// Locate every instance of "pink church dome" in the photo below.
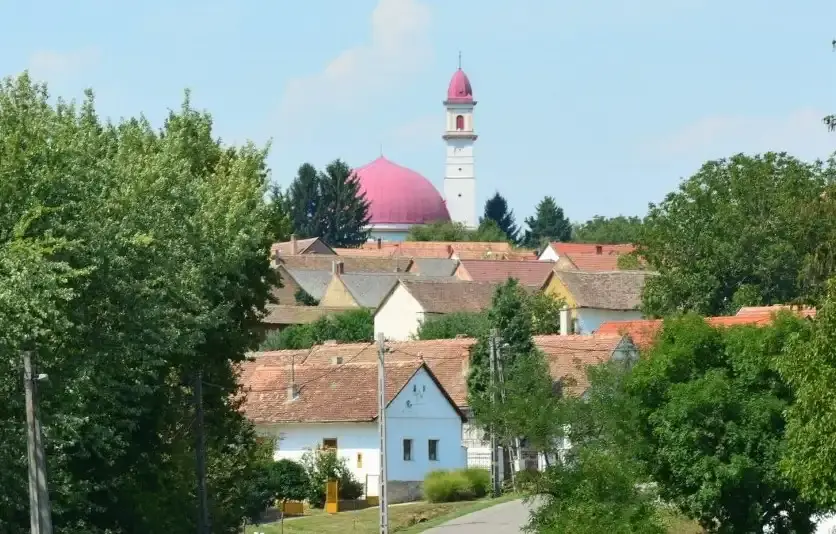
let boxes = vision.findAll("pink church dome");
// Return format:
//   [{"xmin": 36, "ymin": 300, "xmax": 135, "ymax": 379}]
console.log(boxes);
[
  {"xmin": 446, "ymin": 68, "xmax": 474, "ymax": 103},
  {"xmin": 354, "ymin": 157, "xmax": 450, "ymax": 225}
]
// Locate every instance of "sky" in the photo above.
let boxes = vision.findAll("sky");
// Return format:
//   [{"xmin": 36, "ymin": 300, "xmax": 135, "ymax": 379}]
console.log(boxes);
[{"xmin": 1, "ymin": 0, "xmax": 835, "ymax": 223}]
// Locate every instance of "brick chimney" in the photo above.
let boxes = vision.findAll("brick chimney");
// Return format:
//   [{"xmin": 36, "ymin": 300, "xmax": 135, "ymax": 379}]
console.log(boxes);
[
  {"xmin": 332, "ymin": 260, "xmax": 344, "ymax": 275},
  {"xmin": 595, "ymin": 245, "xmax": 603, "ymax": 255},
  {"xmin": 290, "ymin": 234, "xmax": 298, "ymax": 255},
  {"xmin": 377, "ymin": 238, "xmax": 382, "ymax": 249}
]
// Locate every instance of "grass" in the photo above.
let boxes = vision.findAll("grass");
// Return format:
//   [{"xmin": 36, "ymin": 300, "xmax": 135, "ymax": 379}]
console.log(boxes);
[{"xmin": 245, "ymin": 493, "xmax": 519, "ymax": 534}]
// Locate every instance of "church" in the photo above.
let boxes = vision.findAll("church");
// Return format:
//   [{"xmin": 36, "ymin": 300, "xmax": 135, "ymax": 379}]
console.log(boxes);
[{"xmin": 353, "ymin": 64, "xmax": 478, "ymax": 242}]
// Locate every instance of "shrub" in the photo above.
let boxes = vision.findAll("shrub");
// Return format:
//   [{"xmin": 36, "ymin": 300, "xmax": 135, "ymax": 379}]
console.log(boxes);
[
  {"xmin": 265, "ymin": 459, "xmax": 310, "ymax": 503},
  {"xmin": 423, "ymin": 468, "xmax": 491, "ymax": 503},
  {"xmin": 514, "ymin": 468, "xmax": 542, "ymax": 493},
  {"xmin": 300, "ymin": 448, "xmax": 364, "ymax": 508}
]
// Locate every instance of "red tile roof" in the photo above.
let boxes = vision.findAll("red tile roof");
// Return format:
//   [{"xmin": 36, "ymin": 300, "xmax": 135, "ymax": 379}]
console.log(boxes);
[
  {"xmin": 549, "ymin": 242, "xmax": 636, "ymax": 255},
  {"xmin": 457, "ymin": 260, "xmax": 556, "ymax": 288},
  {"xmin": 239, "ymin": 334, "xmax": 629, "ymax": 420},
  {"xmin": 736, "ymin": 305, "xmax": 816, "ymax": 318},
  {"xmin": 597, "ymin": 307, "xmax": 816, "ymax": 349},
  {"xmin": 561, "ymin": 252, "xmax": 623, "ymax": 271}
]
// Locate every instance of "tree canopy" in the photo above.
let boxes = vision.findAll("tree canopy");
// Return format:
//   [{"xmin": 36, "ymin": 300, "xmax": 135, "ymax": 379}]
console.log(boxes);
[
  {"xmin": 0, "ymin": 74, "xmax": 277, "ymax": 533},
  {"xmin": 522, "ymin": 196, "xmax": 572, "ymax": 248},
  {"xmin": 572, "ymin": 215, "xmax": 643, "ymax": 244},
  {"xmin": 637, "ymin": 153, "xmax": 835, "ymax": 317},
  {"xmin": 406, "ymin": 219, "xmax": 508, "ymax": 243},
  {"xmin": 286, "ymin": 160, "xmax": 370, "ymax": 247},
  {"xmin": 481, "ymin": 192, "xmax": 519, "ymax": 242},
  {"xmin": 259, "ymin": 308, "xmax": 374, "ymax": 350}
]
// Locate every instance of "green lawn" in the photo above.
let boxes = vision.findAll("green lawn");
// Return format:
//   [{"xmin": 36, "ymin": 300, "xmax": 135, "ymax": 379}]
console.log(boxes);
[{"xmin": 245, "ymin": 494, "xmax": 519, "ymax": 534}]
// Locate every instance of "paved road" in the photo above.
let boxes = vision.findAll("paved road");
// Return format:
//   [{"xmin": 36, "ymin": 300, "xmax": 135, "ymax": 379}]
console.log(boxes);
[{"xmin": 424, "ymin": 498, "xmax": 539, "ymax": 533}]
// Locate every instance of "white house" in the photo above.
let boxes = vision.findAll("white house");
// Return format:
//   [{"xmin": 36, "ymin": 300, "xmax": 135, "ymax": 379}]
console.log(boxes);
[
  {"xmin": 537, "ymin": 242, "xmax": 637, "ymax": 272},
  {"xmin": 374, "ymin": 279, "xmax": 497, "ymax": 341},
  {"xmin": 239, "ymin": 353, "xmax": 467, "ymax": 503}
]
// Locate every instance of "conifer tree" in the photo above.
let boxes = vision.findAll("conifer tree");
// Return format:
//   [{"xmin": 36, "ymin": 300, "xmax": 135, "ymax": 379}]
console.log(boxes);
[
  {"xmin": 523, "ymin": 196, "xmax": 572, "ymax": 247},
  {"xmin": 317, "ymin": 159, "xmax": 371, "ymax": 248},
  {"xmin": 287, "ymin": 162, "xmax": 321, "ymax": 238},
  {"xmin": 482, "ymin": 192, "xmax": 519, "ymax": 243}
]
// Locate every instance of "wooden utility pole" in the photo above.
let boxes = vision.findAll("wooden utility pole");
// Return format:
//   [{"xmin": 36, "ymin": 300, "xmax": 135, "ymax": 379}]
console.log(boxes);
[
  {"xmin": 377, "ymin": 333, "xmax": 389, "ymax": 534},
  {"xmin": 194, "ymin": 370, "xmax": 210, "ymax": 534},
  {"xmin": 488, "ymin": 329, "xmax": 501, "ymax": 497},
  {"xmin": 23, "ymin": 350, "xmax": 53, "ymax": 534}
]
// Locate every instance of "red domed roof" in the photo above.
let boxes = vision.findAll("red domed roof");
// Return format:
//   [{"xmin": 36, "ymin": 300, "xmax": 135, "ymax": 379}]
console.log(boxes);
[
  {"xmin": 446, "ymin": 68, "xmax": 473, "ymax": 103},
  {"xmin": 355, "ymin": 157, "xmax": 450, "ymax": 225}
]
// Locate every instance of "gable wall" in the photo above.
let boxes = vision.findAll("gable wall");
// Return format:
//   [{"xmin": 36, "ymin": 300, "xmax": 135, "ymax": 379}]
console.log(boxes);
[
  {"xmin": 319, "ymin": 276, "xmax": 360, "ymax": 307},
  {"xmin": 374, "ymin": 284, "xmax": 427, "ymax": 341}
]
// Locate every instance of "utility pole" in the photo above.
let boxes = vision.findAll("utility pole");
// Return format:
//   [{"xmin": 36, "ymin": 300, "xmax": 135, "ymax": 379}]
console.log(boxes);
[
  {"xmin": 377, "ymin": 333, "xmax": 389, "ymax": 534},
  {"xmin": 23, "ymin": 350, "xmax": 53, "ymax": 534},
  {"xmin": 194, "ymin": 370, "xmax": 210, "ymax": 534},
  {"xmin": 488, "ymin": 329, "xmax": 501, "ymax": 497}
]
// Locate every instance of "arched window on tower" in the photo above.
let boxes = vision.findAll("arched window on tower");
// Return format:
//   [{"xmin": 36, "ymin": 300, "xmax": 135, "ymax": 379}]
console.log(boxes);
[{"xmin": 455, "ymin": 115, "xmax": 464, "ymax": 130}]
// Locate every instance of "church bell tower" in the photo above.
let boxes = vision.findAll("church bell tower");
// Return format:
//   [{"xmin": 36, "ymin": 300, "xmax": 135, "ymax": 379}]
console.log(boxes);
[{"xmin": 443, "ymin": 55, "xmax": 478, "ymax": 229}]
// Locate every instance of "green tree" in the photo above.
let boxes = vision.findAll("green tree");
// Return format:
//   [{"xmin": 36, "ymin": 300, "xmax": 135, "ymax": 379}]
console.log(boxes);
[
  {"xmin": 627, "ymin": 314, "xmax": 818, "ymax": 533},
  {"xmin": 262, "ymin": 459, "xmax": 310, "ymax": 505},
  {"xmin": 481, "ymin": 192, "xmax": 519, "ymax": 242},
  {"xmin": 526, "ymin": 448, "xmax": 665, "ymax": 534},
  {"xmin": 777, "ymin": 279, "xmax": 836, "ymax": 508},
  {"xmin": 300, "ymin": 449, "xmax": 363, "ymax": 508},
  {"xmin": 825, "ymin": 40, "xmax": 835, "ymax": 132},
  {"xmin": 417, "ymin": 311, "xmax": 489, "ymax": 340},
  {"xmin": 266, "ymin": 183, "xmax": 293, "ymax": 243},
  {"xmin": 523, "ymin": 196, "xmax": 572, "ymax": 248},
  {"xmin": 526, "ymin": 292, "xmax": 564, "ymax": 335},
  {"xmin": 259, "ymin": 308, "xmax": 373, "ymax": 350},
  {"xmin": 287, "ymin": 162, "xmax": 321, "ymax": 238},
  {"xmin": 317, "ymin": 159, "xmax": 371, "ymax": 247},
  {"xmin": 406, "ymin": 219, "xmax": 509, "ymax": 243},
  {"xmin": 572, "ymin": 215, "xmax": 643, "ymax": 244},
  {"xmin": 0, "ymin": 74, "xmax": 276, "ymax": 533},
  {"xmin": 638, "ymin": 153, "xmax": 831, "ymax": 317}
]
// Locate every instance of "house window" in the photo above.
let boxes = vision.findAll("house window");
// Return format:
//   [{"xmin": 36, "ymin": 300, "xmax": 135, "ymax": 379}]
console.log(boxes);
[
  {"xmin": 323, "ymin": 438, "xmax": 337, "ymax": 450},
  {"xmin": 403, "ymin": 439, "xmax": 413, "ymax": 461},
  {"xmin": 428, "ymin": 439, "xmax": 439, "ymax": 461},
  {"xmin": 455, "ymin": 115, "xmax": 464, "ymax": 130},
  {"xmin": 357, "ymin": 453, "xmax": 363, "ymax": 468}
]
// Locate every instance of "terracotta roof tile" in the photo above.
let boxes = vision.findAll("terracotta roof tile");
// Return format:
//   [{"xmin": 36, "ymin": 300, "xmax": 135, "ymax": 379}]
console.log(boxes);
[
  {"xmin": 278, "ymin": 255, "xmax": 412, "ymax": 273},
  {"xmin": 262, "ymin": 305, "xmax": 356, "ymax": 325},
  {"xmin": 241, "ymin": 358, "xmax": 425, "ymax": 423},
  {"xmin": 457, "ymin": 260, "xmax": 556, "ymax": 288},
  {"xmin": 552, "ymin": 270, "xmax": 656, "ymax": 310},
  {"xmin": 549, "ymin": 242, "xmax": 636, "ymax": 256},
  {"xmin": 240, "ymin": 335, "xmax": 628, "ymax": 418},
  {"xmin": 736, "ymin": 305, "xmax": 816, "ymax": 318},
  {"xmin": 271, "ymin": 237, "xmax": 331, "ymax": 256},
  {"xmin": 561, "ymin": 252, "xmax": 623, "ymax": 271},
  {"xmin": 454, "ymin": 250, "xmax": 539, "ymax": 261},
  {"xmin": 597, "ymin": 307, "xmax": 816, "ymax": 349},
  {"xmin": 399, "ymin": 279, "xmax": 497, "ymax": 314}
]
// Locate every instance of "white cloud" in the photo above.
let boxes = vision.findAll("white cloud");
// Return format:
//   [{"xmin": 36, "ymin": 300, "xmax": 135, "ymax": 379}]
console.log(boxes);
[
  {"xmin": 28, "ymin": 47, "xmax": 100, "ymax": 81},
  {"xmin": 641, "ymin": 108, "xmax": 836, "ymax": 163},
  {"xmin": 278, "ymin": 0, "xmax": 432, "ymax": 127}
]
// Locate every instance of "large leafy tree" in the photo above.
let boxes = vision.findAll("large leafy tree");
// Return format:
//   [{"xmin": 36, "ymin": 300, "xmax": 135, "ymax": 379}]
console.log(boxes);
[
  {"xmin": 481, "ymin": 191, "xmax": 519, "ymax": 242},
  {"xmin": 777, "ymin": 280, "xmax": 836, "ymax": 508},
  {"xmin": 0, "ymin": 74, "xmax": 277, "ymax": 533},
  {"xmin": 638, "ymin": 152, "xmax": 832, "ymax": 317},
  {"xmin": 317, "ymin": 159, "xmax": 371, "ymax": 248},
  {"xmin": 265, "ymin": 183, "xmax": 293, "ymax": 243},
  {"xmin": 286, "ymin": 162, "xmax": 321, "ymax": 238},
  {"xmin": 627, "ymin": 314, "xmax": 819, "ymax": 533},
  {"xmin": 523, "ymin": 196, "xmax": 572, "ymax": 247},
  {"xmin": 572, "ymin": 215, "xmax": 643, "ymax": 244}
]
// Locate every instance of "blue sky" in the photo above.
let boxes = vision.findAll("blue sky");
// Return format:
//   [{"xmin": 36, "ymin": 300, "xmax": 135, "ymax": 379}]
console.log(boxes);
[{"xmin": 1, "ymin": 0, "xmax": 834, "ymax": 223}]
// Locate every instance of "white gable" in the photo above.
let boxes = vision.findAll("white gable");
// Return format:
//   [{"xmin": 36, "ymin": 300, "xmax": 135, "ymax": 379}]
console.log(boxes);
[
  {"xmin": 374, "ymin": 282, "xmax": 428, "ymax": 341},
  {"xmin": 538, "ymin": 243, "xmax": 559, "ymax": 262}
]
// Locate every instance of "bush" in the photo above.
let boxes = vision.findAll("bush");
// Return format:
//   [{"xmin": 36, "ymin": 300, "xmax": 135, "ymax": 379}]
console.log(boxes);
[
  {"xmin": 300, "ymin": 448, "xmax": 364, "ymax": 508},
  {"xmin": 265, "ymin": 459, "xmax": 310, "ymax": 503},
  {"xmin": 423, "ymin": 468, "xmax": 491, "ymax": 503},
  {"xmin": 514, "ymin": 468, "xmax": 542, "ymax": 493}
]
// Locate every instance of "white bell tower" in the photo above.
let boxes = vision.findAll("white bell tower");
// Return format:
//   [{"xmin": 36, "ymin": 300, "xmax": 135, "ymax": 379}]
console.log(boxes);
[{"xmin": 443, "ymin": 55, "xmax": 478, "ymax": 229}]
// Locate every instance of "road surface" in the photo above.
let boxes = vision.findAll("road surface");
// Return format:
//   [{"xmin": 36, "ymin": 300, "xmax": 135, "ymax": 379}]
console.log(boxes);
[{"xmin": 424, "ymin": 498, "xmax": 539, "ymax": 533}]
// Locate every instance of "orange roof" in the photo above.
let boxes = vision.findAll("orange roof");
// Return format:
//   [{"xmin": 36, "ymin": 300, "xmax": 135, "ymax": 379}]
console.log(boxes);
[
  {"xmin": 561, "ymin": 251, "xmax": 623, "ymax": 271},
  {"xmin": 736, "ymin": 305, "xmax": 816, "ymax": 318},
  {"xmin": 239, "ymin": 334, "xmax": 628, "ymax": 418},
  {"xmin": 549, "ymin": 242, "xmax": 635, "ymax": 255},
  {"xmin": 597, "ymin": 307, "xmax": 816, "ymax": 348},
  {"xmin": 457, "ymin": 259, "xmax": 556, "ymax": 288}
]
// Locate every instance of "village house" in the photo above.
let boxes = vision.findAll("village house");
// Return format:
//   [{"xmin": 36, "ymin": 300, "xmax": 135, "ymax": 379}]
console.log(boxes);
[
  {"xmin": 543, "ymin": 269, "xmax": 655, "ymax": 334},
  {"xmin": 374, "ymin": 279, "xmax": 497, "ymax": 341},
  {"xmin": 537, "ymin": 242, "xmax": 636, "ymax": 271},
  {"xmin": 239, "ymin": 335, "xmax": 637, "ymax": 476},
  {"xmin": 271, "ymin": 235, "xmax": 335, "ymax": 261},
  {"xmin": 239, "ymin": 353, "xmax": 467, "ymax": 503},
  {"xmin": 260, "ymin": 304, "xmax": 355, "ymax": 334},
  {"xmin": 454, "ymin": 259, "xmax": 556, "ymax": 289},
  {"xmin": 271, "ymin": 266, "xmax": 333, "ymax": 305}
]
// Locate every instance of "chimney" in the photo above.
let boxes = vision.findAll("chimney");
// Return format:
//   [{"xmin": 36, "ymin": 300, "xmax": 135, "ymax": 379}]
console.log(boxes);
[
  {"xmin": 377, "ymin": 238, "xmax": 382, "ymax": 249},
  {"xmin": 560, "ymin": 306, "xmax": 571, "ymax": 336},
  {"xmin": 331, "ymin": 355, "xmax": 343, "ymax": 364},
  {"xmin": 332, "ymin": 260, "xmax": 344, "ymax": 275},
  {"xmin": 595, "ymin": 245, "xmax": 603, "ymax": 255},
  {"xmin": 290, "ymin": 234, "xmax": 298, "ymax": 255}
]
